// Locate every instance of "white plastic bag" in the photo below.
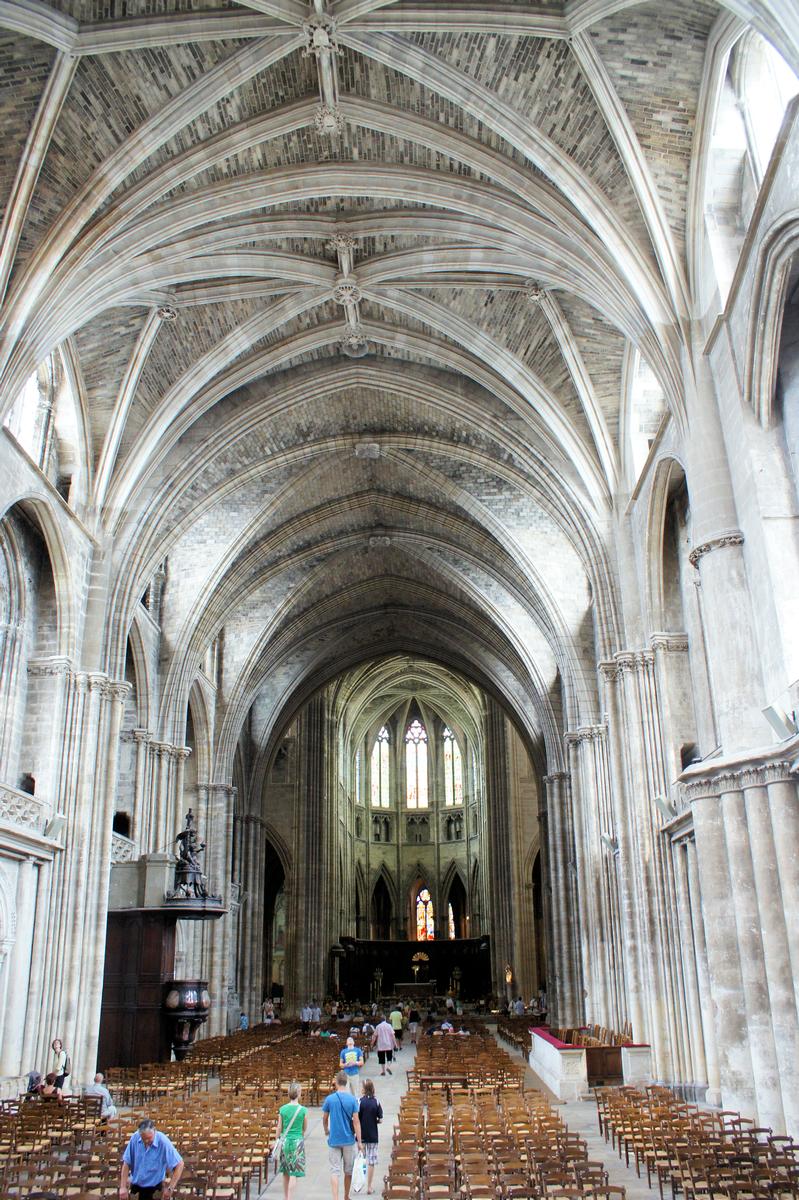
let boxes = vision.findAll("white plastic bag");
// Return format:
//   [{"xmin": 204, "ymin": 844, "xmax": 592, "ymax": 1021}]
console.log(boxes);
[{"xmin": 351, "ymin": 1151, "xmax": 367, "ymax": 1193}]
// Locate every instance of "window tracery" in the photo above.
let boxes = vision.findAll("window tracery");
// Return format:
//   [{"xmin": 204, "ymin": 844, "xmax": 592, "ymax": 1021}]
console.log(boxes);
[
  {"xmin": 405, "ymin": 718, "xmax": 428, "ymax": 808},
  {"xmin": 416, "ymin": 888, "xmax": 434, "ymax": 940},
  {"xmin": 443, "ymin": 727, "xmax": 464, "ymax": 806},
  {"xmin": 371, "ymin": 726, "xmax": 390, "ymax": 808}
]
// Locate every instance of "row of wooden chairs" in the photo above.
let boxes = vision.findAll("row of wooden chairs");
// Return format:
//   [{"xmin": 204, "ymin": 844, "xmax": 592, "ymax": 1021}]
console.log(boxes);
[{"xmin": 597, "ymin": 1086, "xmax": 799, "ymax": 1200}]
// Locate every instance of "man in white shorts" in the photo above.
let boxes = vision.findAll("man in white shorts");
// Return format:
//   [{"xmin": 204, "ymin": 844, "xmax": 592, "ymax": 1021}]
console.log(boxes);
[{"xmin": 322, "ymin": 1071, "xmax": 363, "ymax": 1200}]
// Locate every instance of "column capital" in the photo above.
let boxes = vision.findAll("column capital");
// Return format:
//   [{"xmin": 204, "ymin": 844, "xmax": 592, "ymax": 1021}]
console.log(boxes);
[
  {"xmin": 27, "ymin": 655, "xmax": 73, "ymax": 678},
  {"xmin": 688, "ymin": 529, "xmax": 744, "ymax": 567},
  {"xmin": 649, "ymin": 631, "xmax": 689, "ymax": 653},
  {"xmin": 543, "ymin": 771, "xmax": 570, "ymax": 784},
  {"xmin": 565, "ymin": 724, "xmax": 606, "ymax": 745}
]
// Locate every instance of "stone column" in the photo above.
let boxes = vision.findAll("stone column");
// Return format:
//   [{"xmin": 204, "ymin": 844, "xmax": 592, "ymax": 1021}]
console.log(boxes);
[
  {"xmin": 485, "ymin": 702, "xmax": 515, "ymax": 1000},
  {"xmin": 293, "ymin": 694, "xmax": 330, "ymax": 1007},
  {"xmin": 566, "ymin": 727, "xmax": 621, "ymax": 1028},
  {"xmin": 744, "ymin": 778, "xmax": 799, "ymax": 1133},
  {"xmin": 536, "ymin": 800, "xmax": 557, "ymax": 1014},
  {"xmin": 682, "ymin": 745, "xmax": 799, "ymax": 1132},
  {"xmin": 598, "ymin": 660, "xmax": 648, "ymax": 1042},
  {"xmin": 670, "ymin": 839, "xmax": 708, "ymax": 1087},
  {"xmin": 685, "ymin": 838, "xmax": 721, "ymax": 1103},
  {"xmin": 544, "ymin": 770, "xmax": 581, "ymax": 1023},
  {"xmin": 75, "ymin": 679, "xmax": 129, "ymax": 1079},
  {"xmin": 239, "ymin": 813, "xmax": 265, "ymax": 1017},
  {"xmin": 688, "ymin": 535, "xmax": 763, "ymax": 752},
  {"xmin": 0, "ymin": 857, "xmax": 36, "ymax": 1076},
  {"xmin": 131, "ymin": 729, "xmax": 151, "ymax": 845},
  {"xmin": 204, "ymin": 782, "xmax": 236, "ymax": 1036},
  {"xmin": 690, "ymin": 787, "xmax": 757, "ymax": 1115}
]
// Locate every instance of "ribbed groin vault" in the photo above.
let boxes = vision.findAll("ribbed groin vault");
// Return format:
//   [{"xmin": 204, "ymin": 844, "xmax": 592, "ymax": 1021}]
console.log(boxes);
[{"xmin": 0, "ymin": 0, "xmax": 798, "ymax": 1133}]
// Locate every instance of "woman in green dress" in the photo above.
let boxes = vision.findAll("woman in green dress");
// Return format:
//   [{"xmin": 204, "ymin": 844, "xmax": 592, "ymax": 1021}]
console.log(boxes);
[{"xmin": 274, "ymin": 1081, "xmax": 309, "ymax": 1199}]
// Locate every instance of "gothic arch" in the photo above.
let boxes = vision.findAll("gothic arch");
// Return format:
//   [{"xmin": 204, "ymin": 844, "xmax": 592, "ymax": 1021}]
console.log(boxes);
[
  {"xmin": 126, "ymin": 609, "xmax": 152, "ymax": 729},
  {"xmin": 745, "ymin": 214, "xmax": 799, "ymax": 427},
  {"xmin": 646, "ymin": 455, "xmax": 691, "ymax": 633},
  {"xmin": 370, "ymin": 868, "xmax": 395, "ymax": 940},
  {"xmin": 0, "ymin": 496, "xmax": 73, "ymax": 659}
]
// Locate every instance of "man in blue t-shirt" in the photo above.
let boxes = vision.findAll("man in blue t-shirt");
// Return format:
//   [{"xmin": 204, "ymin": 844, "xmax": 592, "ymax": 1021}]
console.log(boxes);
[
  {"xmin": 120, "ymin": 1118, "xmax": 183, "ymax": 1200},
  {"xmin": 338, "ymin": 1036, "xmax": 364, "ymax": 1096},
  {"xmin": 322, "ymin": 1071, "xmax": 363, "ymax": 1200}
]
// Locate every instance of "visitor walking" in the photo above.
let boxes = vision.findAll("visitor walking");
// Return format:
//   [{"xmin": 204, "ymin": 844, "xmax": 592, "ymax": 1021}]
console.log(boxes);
[
  {"xmin": 273, "ymin": 1081, "xmax": 309, "ymax": 1200},
  {"xmin": 322, "ymin": 1071, "xmax": 363, "ymax": 1200},
  {"xmin": 389, "ymin": 1004, "xmax": 404, "ymax": 1050},
  {"xmin": 51, "ymin": 1038, "xmax": 69, "ymax": 1089},
  {"xmin": 407, "ymin": 1006, "xmax": 420, "ymax": 1045},
  {"xmin": 371, "ymin": 1014, "xmax": 397, "ymax": 1075},
  {"xmin": 119, "ymin": 1117, "xmax": 184, "ymax": 1200},
  {"xmin": 339, "ymin": 1036, "xmax": 364, "ymax": 1096},
  {"xmin": 358, "ymin": 1078, "xmax": 383, "ymax": 1195}
]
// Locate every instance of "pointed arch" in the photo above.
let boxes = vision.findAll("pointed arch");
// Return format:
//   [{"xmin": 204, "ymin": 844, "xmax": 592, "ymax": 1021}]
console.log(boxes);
[
  {"xmin": 126, "ymin": 609, "xmax": 152, "ymax": 729},
  {"xmin": 370, "ymin": 866, "xmax": 395, "ymax": 940},
  {"xmin": 187, "ymin": 678, "xmax": 212, "ymax": 782},
  {"xmin": 354, "ymin": 862, "xmax": 367, "ymax": 939}
]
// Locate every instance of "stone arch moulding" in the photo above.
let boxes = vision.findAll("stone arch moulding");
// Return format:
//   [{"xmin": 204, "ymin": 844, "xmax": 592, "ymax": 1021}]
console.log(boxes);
[
  {"xmin": 744, "ymin": 213, "xmax": 799, "ymax": 427},
  {"xmin": 127, "ymin": 609, "xmax": 153, "ymax": 730},
  {"xmin": 186, "ymin": 678, "xmax": 212, "ymax": 783},
  {"xmin": 0, "ymin": 495, "xmax": 74, "ymax": 659},
  {"xmin": 261, "ymin": 823, "xmax": 292, "ymax": 879},
  {"xmin": 645, "ymin": 454, "xmax": 691, "ymax": 633}
]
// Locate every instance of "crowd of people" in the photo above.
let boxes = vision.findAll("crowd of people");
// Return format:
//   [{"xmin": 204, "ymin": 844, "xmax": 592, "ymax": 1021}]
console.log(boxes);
[{"xmin": 19, "ymin": 992, "xmax": 536, "ymax": 1199}]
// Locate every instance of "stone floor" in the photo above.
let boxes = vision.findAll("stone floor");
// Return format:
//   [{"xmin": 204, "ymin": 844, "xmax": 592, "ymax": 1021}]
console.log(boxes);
[{"xmin": 256, "ymin": 1032, "xmax": 658, "ymax": 1200}]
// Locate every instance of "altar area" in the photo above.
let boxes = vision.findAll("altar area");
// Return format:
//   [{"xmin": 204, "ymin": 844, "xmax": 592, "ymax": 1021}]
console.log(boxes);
[{"xmin": 335, "ymin": 936, "xmax": 491, "ymax": 1001}]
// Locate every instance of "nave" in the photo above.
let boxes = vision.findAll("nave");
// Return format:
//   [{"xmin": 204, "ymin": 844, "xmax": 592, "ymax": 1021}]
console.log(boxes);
[{"xmin": 3, "ymin": 1021, "xmax": 797, "ymax": 1200}]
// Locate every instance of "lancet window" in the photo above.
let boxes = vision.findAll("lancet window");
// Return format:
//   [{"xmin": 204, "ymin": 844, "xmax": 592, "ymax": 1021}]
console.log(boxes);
[
  {"xmin": 416, "ymin": 888, "xmax": 434, "ymax": 940},
  {"xmin": 405, "ymin": 718, "xmax": 428, "ymax": 808},
  {"xmin": 371, "ymin": 727, "xmax": 390, "ymax": 808},
  {"xmin": 443, "ymin": 728, "xmax": 464, "ymax": 806}
]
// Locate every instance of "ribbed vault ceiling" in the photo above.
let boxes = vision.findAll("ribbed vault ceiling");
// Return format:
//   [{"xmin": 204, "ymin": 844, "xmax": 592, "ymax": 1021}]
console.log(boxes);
[{"xmin": 2, "ymin": 0, "xmax": 796, "ymax": 769}]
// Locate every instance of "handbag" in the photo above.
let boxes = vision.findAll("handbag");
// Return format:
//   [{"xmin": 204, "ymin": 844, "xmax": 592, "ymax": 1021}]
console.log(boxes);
[{"xmin": 271, "ymin": 1103, "xmax": 302, "ymax": 1170}]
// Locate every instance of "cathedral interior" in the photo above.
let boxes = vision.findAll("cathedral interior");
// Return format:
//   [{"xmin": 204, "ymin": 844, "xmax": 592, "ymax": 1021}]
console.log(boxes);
[{"xmin": 0, "ymin": 0, "xmax": 798, "ymax": 1139}]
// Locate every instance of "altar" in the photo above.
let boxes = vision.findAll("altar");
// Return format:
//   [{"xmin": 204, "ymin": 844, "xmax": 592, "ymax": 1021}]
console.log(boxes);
[
  {"xmin": 335, "ymin": 935, "xmax": 491, "ymax": 1000},
  {"xmin": 395, "ymin": 981, "xmax": 436, "ymax": 997}
]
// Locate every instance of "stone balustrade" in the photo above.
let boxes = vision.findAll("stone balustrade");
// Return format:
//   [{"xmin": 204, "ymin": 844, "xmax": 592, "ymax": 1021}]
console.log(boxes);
[{"xmin": 0, "ymin": 782, "xmax": 48, "ymax": 831}]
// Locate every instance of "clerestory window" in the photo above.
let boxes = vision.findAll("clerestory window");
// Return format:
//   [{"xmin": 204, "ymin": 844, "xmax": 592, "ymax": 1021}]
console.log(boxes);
[
  {"xmin": 405, "ymin": 718, "xmax": 428, "ymax": 808},
  {"xmin": 370, "ymin": 726, "xmax": 390, "ymax": 808}
]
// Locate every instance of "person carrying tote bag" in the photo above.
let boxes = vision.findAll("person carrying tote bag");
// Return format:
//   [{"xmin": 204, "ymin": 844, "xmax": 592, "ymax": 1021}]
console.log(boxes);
[{"xmin": 273, "ymin": 1082, "xmax": 309, "ymax": 1199}]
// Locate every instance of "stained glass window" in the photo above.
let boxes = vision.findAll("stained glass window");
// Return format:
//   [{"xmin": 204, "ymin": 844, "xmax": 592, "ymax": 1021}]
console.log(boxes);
[
  {"xmin": 448, "ymin": 903, "xmax": 456, "ymax": 939},
  {"xmin": 371, "ymin": 727, "xmax": 390, "ymax": 808},
  {"xmin": 416, "ymin": 888, "xmax": 434, "ymax": 940},
  {"xmin": 443, "ymin": 728, "xmax": 464, "ymax": 806},
  {"xmin": 405, "ymin": 718, "xmax": 428, "ymax": 808}
]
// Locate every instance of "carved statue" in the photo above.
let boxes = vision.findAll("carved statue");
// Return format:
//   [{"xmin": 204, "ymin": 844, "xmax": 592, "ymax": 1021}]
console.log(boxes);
[{"xmin": 172, "ymin": 808, "xmax": 209, "ymax": 898}]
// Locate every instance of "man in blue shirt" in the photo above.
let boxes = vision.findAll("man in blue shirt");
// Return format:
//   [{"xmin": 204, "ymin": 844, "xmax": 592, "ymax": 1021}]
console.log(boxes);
[
  {"xmin": 338, "ymin": 1036, "xmax": 364, "ymax": 1096},
  {"xmin": 322, "ymin": 1071, "xmax": 363, "ymax": 1200},
  {"xmin": 119, "ymin": 1118, "xmax": 184, "ymax": 1200}
]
